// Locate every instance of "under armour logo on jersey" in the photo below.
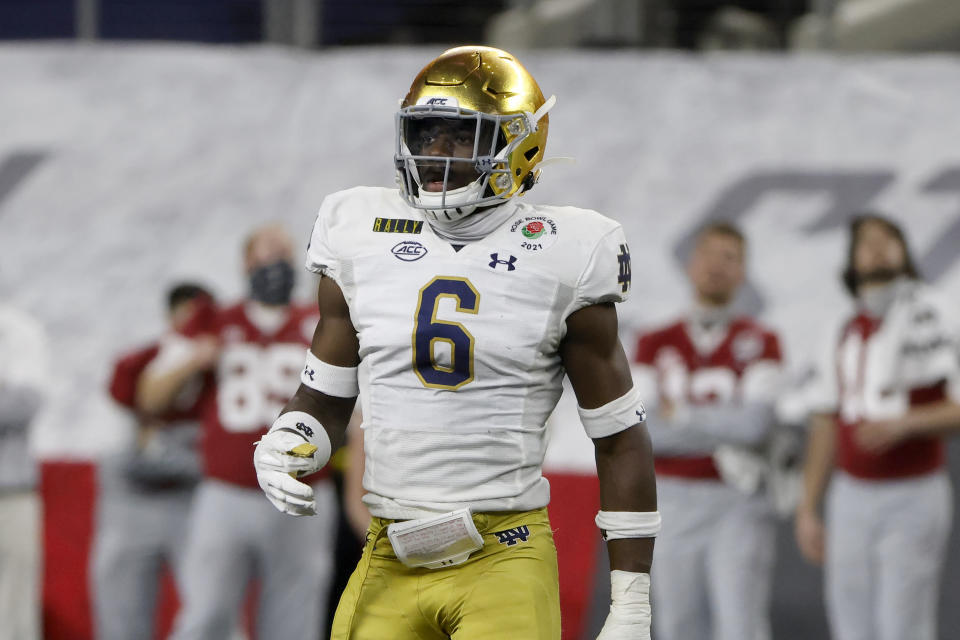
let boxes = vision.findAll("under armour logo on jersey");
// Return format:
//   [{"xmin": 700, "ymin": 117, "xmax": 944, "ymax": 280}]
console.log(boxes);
[
  {"xmin": 617, "ymin": 244, "xmax": 632, "ymax": 293},
  {"xmin": 494, "ymin": 526, "xmax": 531, "ymax": 546},
  {"xmin": 303, "ymin": 366, "xmax": 315, "ymax": 381},
  {"xmin": 489, "ymin": 253, "xmax": 517, "ymax": 271},
  {"xmin": 295, "ymin": 422, "xmax": 314, "ymax": 438}
]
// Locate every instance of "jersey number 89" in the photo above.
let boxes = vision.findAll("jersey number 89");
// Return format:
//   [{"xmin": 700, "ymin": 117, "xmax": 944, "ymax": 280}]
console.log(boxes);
[
  {"xmin": 217, "ymin": 343, "xmax": 304, "ymax": 432},
  {"xmin": 412, "ymin": 277, "xmax": 480, "ymax": 390}
]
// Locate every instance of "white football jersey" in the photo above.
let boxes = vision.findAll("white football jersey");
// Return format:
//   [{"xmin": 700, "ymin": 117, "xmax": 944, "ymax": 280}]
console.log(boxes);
[{"xmin": 306, "ymin": 186, "xmax": 632, "ymax": 518}]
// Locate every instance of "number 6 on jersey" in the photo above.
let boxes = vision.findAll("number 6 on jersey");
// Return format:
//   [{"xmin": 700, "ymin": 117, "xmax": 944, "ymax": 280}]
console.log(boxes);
[{"xmin": 412, "ymin": 277, "xmax": 480, "ymax": 390}]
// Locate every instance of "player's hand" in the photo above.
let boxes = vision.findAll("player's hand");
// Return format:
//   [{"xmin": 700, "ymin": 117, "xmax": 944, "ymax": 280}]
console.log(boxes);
[
  {"xmin": 795, "ymin": 506, "xmax": 826, "ymax": 566},
  {"xmin": 253, "ymin": 430, "xmax": 320, "ymax": 516},
  {"xmin": 190, "ymin": 336, "xmax": 221, "ymax": 370},
  {"xmin": 596, "ymin": 571, "xmax": 651, "ymax": 640},
  {"xmin": 854, "ymin": 419, "xmax": 907, "ymax": 454}
]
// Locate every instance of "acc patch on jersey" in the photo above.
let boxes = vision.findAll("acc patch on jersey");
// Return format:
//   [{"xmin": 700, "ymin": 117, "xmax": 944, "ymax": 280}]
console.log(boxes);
[
  {"xmin": 510, "ymin": 215, "xmax": 558, "ymax": 252},
  {"xmin": 392, "ymin": 241, "xmax": 428, "ymax": 262}
]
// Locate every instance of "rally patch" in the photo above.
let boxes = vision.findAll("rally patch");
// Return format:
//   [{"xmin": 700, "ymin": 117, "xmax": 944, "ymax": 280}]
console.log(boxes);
[
  {"xmin": 509, "ymin": 215, "xmax": 558, "ymax": 251},
  {"xmin": 493, "ymin": 525, "xmax": 532, "ymax": 547},
  {"xmin": 373, "ymin": 217, "xmax": 423, "ymax": 234}
]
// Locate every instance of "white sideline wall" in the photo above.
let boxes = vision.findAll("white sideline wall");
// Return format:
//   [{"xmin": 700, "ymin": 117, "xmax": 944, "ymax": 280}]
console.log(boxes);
[{"xmin": 1, "ymin": 45, "xmax": 959, "ymax": 461}]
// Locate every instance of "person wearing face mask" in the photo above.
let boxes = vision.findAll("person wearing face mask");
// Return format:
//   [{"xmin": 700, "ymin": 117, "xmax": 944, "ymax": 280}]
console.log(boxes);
[
  {"xmin": 631, "ymin": 222, "xmax": 784, "ymax": 640},
  {"xmin": 137, "ymin": 224, "xmax": 337, "ymax": 640},
  {"xmin": 795, "ymin": 214, "xmax": 960, "ymax": 640}
]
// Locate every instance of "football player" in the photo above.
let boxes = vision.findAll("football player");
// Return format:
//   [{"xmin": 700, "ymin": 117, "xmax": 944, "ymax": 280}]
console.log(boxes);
[
  {"xmin": 632, "ymin": 222, "xmax": 784, "ymax": 640},
  {"xmin": 139, "ymin": 226, "xmax": 338, "ymax": 640},
  {"xmin": 94, "ymin": 283, "xmax": 212, "ymax": 640},
  {"xmin": 795, "ymin": 214, "xmax": 960, "ymax": 640},
  {"xmin": 252, "ymin": 46, "xmax": 659, "ymax": 639}
]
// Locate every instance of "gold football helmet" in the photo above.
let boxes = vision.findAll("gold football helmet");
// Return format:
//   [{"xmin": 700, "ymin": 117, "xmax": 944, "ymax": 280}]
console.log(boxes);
[{"xmin": 395, "ymin": 46, "xmax": 554, "ymax": 221}]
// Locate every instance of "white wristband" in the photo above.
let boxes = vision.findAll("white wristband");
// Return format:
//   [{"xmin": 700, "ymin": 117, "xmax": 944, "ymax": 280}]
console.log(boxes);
[
  {"xmin": 609, "ymin": 570, "xmax": 651, "ymax": 626},
  {"xmin": 596, "ymin": 510, "xmax": 661, "ymax": 540},
  {"xmin": 578, "ymin": 386, "xmax": 646, "ymax": 439},
  {"xmin": 268, "ymin": 411, "xmax": 332, "ymax": 468},
  {"xmin": 301, "ymin": 350, "xmax": 359, "ymax": 398}
]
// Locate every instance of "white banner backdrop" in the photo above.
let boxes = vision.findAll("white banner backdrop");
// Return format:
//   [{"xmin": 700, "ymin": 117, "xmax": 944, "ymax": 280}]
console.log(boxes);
[{"xmin": 1, "ymin": 45, "xmax": 960, "ymax": 460}]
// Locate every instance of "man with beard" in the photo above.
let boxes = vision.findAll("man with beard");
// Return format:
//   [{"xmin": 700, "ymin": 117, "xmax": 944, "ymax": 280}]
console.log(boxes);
[
  {"xmin": 138, "ymin": 225, "xmax": 337, "ymax": 640},
  {"xmin": 795, "ymin": 214, "xmax": 960, "ymax": 640},
  {"xmin": 632, "ymin": 222, "xmax": 783, "ymax": 640}
]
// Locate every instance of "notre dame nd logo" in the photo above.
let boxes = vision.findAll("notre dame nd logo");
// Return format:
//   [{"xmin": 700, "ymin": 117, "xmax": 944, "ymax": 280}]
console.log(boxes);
[
  {"xmin": 494, "ymin": 526, "xmax": 531, "ymax": 546},
  {"xmin": 617, "ymin": 244, "xmax": 631, "ymax": 293}
]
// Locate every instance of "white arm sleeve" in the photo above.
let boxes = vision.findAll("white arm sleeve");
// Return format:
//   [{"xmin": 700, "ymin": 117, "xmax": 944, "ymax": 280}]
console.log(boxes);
[
  {"xmin": 644, "ymin": 413, "xmax": 720, "ymax": 456},
  {"xmin": 679, "ymin": 403, "xmax": 776, "ymax": 448},
  {"xmin": 676, "ymin": 359, "xmax": 782, "ymax": 447}
]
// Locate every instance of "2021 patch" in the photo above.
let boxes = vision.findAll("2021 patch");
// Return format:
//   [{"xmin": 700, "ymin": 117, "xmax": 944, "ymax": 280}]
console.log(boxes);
[{"xmin": 509, "ymin": 216, "xmax": 558, "ymax": 252}]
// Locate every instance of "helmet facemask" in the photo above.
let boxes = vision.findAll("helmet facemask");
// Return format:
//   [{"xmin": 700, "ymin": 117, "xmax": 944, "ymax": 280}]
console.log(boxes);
[{"xmin": 395, "ymin": 101, "xmax": 539, "ymax": 222}]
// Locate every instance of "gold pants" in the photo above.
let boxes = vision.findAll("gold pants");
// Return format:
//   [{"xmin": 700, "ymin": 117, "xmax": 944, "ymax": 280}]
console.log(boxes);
[{"xmin": 331, "ymin": 507, "xmax": 561, "ymax": 639}]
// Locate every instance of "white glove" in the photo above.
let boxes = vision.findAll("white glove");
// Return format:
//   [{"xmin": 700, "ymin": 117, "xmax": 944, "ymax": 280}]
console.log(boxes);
[
  {"xmin": 254, "ymin": 411, "xmax": 332, "ymax": 516},
  {"xmin": 254, "ymin": 430, "xmax": 323, "ymax": 517},
  {"xmin": 597, "ymin": 570, "xmax": 652, "ymax": 640}
]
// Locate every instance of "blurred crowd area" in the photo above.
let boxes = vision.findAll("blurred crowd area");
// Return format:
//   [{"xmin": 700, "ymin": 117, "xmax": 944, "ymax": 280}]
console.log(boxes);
[{"xmin": 3, "ymin": 0, "xmax": 960, "ymax": 51}]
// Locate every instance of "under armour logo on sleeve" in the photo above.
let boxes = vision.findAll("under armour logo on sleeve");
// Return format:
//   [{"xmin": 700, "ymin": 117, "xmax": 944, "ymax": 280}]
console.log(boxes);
[{"xmin": 303, "ymin": 366, "xmax": 315, "ymax": 381}]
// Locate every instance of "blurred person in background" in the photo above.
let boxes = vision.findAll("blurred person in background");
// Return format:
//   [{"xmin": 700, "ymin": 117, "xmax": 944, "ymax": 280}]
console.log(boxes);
[
  {"xmin": 795, "ymin": 214, "xmax": 960, "ymax": 640},
  {"xmin": 633, "ymin": 222, "xmax": 783, "ymax": 640},
  {"xmin": 0, "ymin": 301, "xmax": 48, "ymax": 640},
  {"xmin": 139, "ymin": 225, "xmax": 337, "ymax": 640},
  {"xmin": 94, "ymin": 283, "xmax": 214, "ymax": 640}
]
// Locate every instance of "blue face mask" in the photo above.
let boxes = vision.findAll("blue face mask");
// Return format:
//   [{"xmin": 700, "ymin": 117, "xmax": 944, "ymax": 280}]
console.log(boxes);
[{"xmin": 249, "ymin": 260, "xmax": 295, "ymax": 306}]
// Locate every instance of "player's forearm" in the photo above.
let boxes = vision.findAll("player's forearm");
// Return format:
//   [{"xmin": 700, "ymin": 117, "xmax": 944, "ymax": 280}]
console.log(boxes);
[
  {"xmin": 594, "ymin": 425, "xmax": 657, "ymax": 573},
  {"xmin": 280, "ymin": 385, "xmax": 356, "ymax": 453},
  {"xmin": 136, "ymin": 362, "xmax": 204, "ymax": 415},
  {"xmin": 798, "ymin": 413, "xmax": 836, "ymax": 514},
  {"xmin": 681, "ymin": 402, "xmax": 776, "ymax": 448},
  {"xmin": 901, "ymin": 400, "xmax": 960, "ymax": 437}
]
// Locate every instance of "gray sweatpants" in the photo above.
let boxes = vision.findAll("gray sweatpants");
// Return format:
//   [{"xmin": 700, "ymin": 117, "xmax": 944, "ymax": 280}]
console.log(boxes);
[
  {"xmin": 91, "ymin": 475, "xmax": 194, "ymax": 640},
  {"xmin": 169, "ymin": 478, "xmax": 337, "ymax": 640},
  {"xmin": 825, "ymin": 471, "xmax": 952, "ymax": 640},
  {"xmin": 652, "ymin": 477, "xmax": 777, "ymax": 640},
  {"xmin": 0, "ymin": 491, "xmax": 40, "ymax": 640}
]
